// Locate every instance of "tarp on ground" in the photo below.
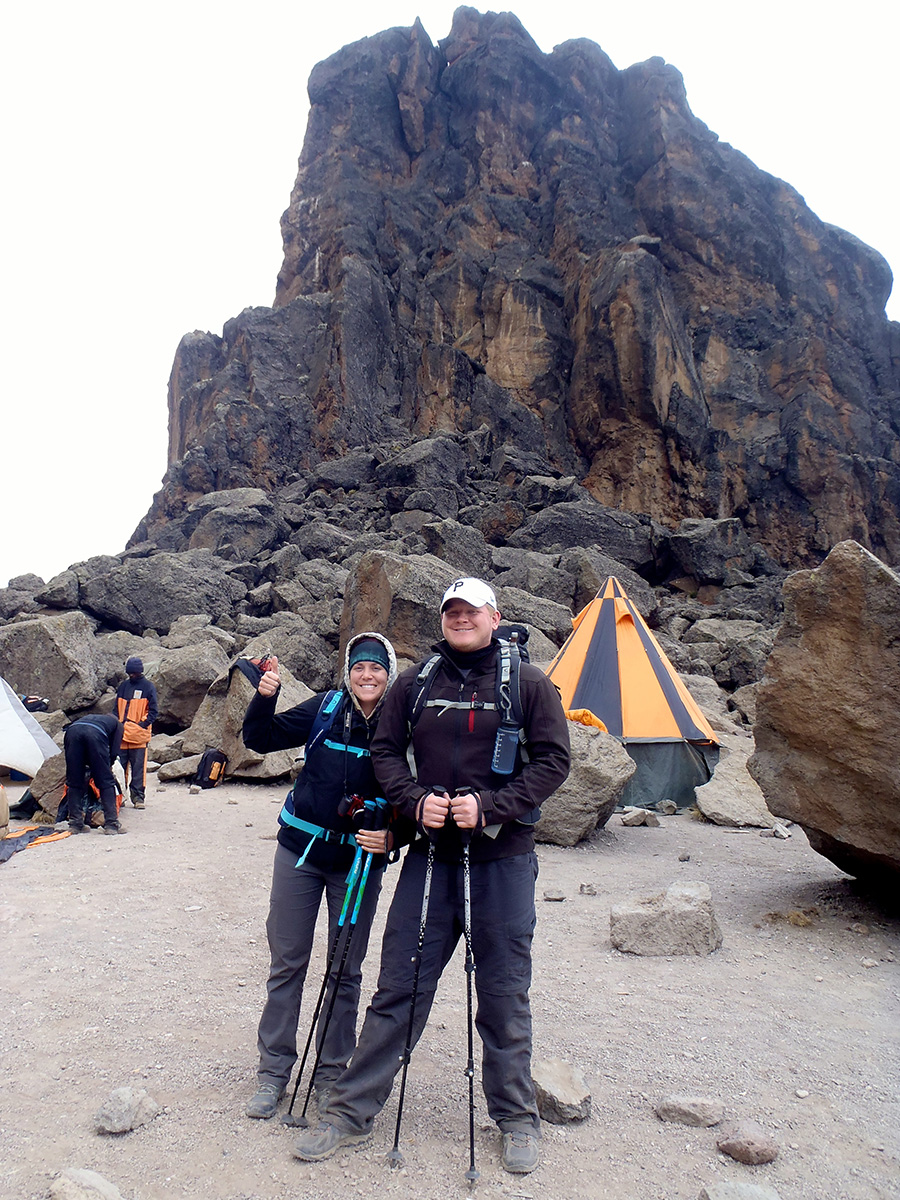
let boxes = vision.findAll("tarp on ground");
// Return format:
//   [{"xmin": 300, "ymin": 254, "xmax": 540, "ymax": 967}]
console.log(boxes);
[
  {"xmin": 545, "ymin": 577, "xmax": 720, "ymax": 809},
  {"xmin": 0, "ymin": 677, "xmax": 61, "ymax": 778}
]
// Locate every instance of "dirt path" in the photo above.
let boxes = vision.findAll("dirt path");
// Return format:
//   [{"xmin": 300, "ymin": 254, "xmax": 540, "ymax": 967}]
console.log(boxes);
[{"xmin": 1, "ymin": 778, "xmax": 898, "ymax": 1200}]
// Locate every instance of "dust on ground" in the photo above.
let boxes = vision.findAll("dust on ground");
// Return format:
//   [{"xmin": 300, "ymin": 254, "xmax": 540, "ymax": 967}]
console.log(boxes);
[{"xmin": 1, "ymin": 777, "xmax": 898, "ymax": 1200}]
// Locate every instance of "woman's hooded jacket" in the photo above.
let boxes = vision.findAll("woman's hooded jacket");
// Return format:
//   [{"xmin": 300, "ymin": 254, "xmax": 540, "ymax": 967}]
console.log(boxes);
[{"xmin": 242, "ymin": 632, "xmax": 398, "ymax": 870}]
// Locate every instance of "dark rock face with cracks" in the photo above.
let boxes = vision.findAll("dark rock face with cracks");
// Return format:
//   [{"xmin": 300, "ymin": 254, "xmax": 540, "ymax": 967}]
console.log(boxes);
[{"xmin": 140, "ymin": 7, "xmax": 900, "ymax": 569}]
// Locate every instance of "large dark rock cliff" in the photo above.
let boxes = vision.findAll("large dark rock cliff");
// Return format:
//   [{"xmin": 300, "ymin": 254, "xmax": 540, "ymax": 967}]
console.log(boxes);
[{"xmin": 137, "ymin": 7, "xmax": 900, "ymax": 567}]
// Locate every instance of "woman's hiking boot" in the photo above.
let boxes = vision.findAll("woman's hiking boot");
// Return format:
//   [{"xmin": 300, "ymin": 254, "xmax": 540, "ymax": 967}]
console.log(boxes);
[
  {"xmin": 245, "ymin": 1082, "xmax": 284, "ymax": 1119},
  {"xmin": 501, "ymin": 1131, "xmax": 541, "ymax": 1173}
]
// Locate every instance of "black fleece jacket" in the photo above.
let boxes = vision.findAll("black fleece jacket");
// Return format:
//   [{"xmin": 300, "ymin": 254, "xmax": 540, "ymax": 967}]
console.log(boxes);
[
  {"xmin": 243, "ymin": 688, "xmax": 383, "ymax": 871},
  {"xmin": 371, "ymin": 639, "xmax": 570, "ymax": 864}
]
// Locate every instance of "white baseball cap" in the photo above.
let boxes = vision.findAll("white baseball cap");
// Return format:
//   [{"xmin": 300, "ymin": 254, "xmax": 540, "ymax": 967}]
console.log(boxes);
[{"xmin": 440, "ymin": 577, "xmax": 498, "ymax": 612}]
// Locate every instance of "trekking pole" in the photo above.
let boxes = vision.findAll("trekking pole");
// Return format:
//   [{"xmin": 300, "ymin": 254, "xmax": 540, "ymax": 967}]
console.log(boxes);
[
  {"xmin": 457, "ymin": 791, "xmax": 479, "ymax": 1185},
  {"xmin": 387, "ymin": 789, "xmax": 442, "ymax": 1169},
  {"xmin": 289, "ymin": 849, "xmax": 375, "ymax": 1129},
  {"xmin": 281, "ymin": 850, "xmax": 366, "ymax": 1128}
]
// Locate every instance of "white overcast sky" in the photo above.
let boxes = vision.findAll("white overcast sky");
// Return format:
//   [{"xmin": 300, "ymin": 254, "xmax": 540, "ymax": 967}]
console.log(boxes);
[{"xmin": 2, "ymin": 0, "xmax": 897, "ymax": 588}]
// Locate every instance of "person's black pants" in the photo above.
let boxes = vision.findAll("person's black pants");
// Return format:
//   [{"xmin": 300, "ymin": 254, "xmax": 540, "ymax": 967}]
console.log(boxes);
[
  {"xmin": 325, "ymin": 848, "xmax": 540, "ymax": 1136},
  {"xmin": 64, "ymin": 726, "xmax": 119, "ymax": 828},
  {"xmin": 118, "ymin": 745, "xmax": 147, "ymax": 803}
]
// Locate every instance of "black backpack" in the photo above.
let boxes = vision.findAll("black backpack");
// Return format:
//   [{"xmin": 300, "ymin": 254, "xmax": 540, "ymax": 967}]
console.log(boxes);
[{"xmin": 195, "ymin": 748, "xmax": 227, "ymax": 789}]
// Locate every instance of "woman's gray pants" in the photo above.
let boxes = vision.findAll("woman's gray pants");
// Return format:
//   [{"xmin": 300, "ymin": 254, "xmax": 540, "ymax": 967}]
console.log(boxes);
[{"xmin": 256, "ymin": 842, "xmax": 383, "ymax": 1091}]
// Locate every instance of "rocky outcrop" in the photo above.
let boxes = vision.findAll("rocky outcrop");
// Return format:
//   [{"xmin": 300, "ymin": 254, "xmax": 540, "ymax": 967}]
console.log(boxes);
[
  {"xmin": 749, "ymin": 541, "xmax": 900, "ymax": 883},
  {"xmin": 535, "ymin": 722, "xmax": 635, "ymax": 845},
  {"xmin": 140, "ymin": 8, "xmax": 900, "ymax": 570}
]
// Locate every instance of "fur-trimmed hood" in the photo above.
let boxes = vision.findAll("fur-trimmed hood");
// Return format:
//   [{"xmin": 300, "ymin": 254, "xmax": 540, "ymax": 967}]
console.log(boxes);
[{"xmin": 342, "ymin": 631, "xmax": 398, "ymax": 715}]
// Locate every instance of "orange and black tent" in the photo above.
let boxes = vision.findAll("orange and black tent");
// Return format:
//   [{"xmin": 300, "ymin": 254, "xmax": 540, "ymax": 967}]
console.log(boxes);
[{"xmin": 546, "ymin": 577, "xmax": 719, "ymax": 808}]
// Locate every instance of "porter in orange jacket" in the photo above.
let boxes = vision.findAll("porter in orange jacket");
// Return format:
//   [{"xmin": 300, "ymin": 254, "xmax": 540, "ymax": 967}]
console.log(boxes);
[{"xmin": 115, "ymin": 657, "xmax": 158, "ymax": 808}]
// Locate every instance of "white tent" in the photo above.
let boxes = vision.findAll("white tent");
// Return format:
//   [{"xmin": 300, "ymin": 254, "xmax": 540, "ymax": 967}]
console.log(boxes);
[{"xmin": 0, "ymin": 678, "xmax": 60, "ymax": 778}]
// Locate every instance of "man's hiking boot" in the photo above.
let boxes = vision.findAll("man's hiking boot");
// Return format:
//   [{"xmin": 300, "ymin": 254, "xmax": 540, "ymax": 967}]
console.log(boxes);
[
  {"xmin": 101, "ymin": 824, "xmax": 128, "ymax": 835},
  {"xmin": 501, "ymin": 1131, "xmax": 541, "ymax": 1174},
  {"xmin": 245, "ymin": 1082, "xmax": 284, "ymax": 1119},
  {"xmin": 292, "ymin": 1121, "xmax": 370, "ymax": 1161},
  {"xmin": 68, "ymin": 823, "xmax": 88, "ymax": 833},
  {"xmin": 132, "ymin": 800, "xmax": 145, "ymax": 809}
]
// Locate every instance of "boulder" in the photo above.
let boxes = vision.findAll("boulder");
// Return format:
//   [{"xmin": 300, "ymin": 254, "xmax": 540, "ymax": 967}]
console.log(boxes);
[
  {"xmin": 0, "ymin": 573, "xmax": 44, "ymax": 621},
  {"xmin": 180, "ymin": 658, "xmax": 313, "ymax": 779},
  {"xmin": 558, "ymin": 546, "xmax": 656, "ymax": 617},
  {"xmin": 695, "ymin": 729, "xmax": 775, "ymax": 828},
  {"xmin": 77, "ymin": 550, "xmax": 247, "ymax": 635},
  {"xmin": 536, "ymin": 723, "xmax": 635, "ymax": 845},
  {"xmin": 340, "ymin": 550, "xmax": 458, "ymax": 662},
  {"xmin": 420, "ymin": 519, "xmax": 491, "ymax": 578},
  {"xmin": 508, "ymin": 501, "xmax": 655, "ymax": 572},
  {"xmin": 749, "ymin": 541, "xmax": 900, "ymax": 883},
  {"xmin": 374, "ymin": 437, "xmax": 467, "ymax": 491},
  {"xmin": 610, "ymin": 882, "xmax": 723, "ymax": 955},
  {"xmin": 495, "ymin": 586, "xmax": 573, "ymax": 646},
  {"xmin": 187, "ymin": 491, "xmax": 290, "ymax": 561},
  {"xmin": 0, "ymin": 611, "xmax": 103, "ymax": 711},
  {"xmin": 161, "ymin": 615, "xmax": 237, "ymax": 654},
  {"xmin": 666, "ymin": 518, "xmax": 758, "ymax": 584},
  {"xmin": 150, "ymin": 642, "xmax": 232, "ymax": 729}
]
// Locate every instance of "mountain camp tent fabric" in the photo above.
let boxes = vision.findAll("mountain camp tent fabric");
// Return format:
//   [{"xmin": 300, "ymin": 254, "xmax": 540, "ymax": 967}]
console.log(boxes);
[
  {"xmin": 0, "ymin": 678, "xmax": 60, "ymax": 778},
  {"xmin": 545, "ymin": 578, "xmax": 719, "ymax": 809}
]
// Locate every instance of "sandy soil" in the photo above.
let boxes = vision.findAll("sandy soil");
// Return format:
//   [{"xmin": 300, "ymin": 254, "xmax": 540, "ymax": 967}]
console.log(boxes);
[{"xmin": 1, "ymin": 776, "xmax": 898, "ymax": 1200}]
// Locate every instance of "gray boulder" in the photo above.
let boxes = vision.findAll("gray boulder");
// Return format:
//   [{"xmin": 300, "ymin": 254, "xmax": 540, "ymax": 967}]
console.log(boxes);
[
  {"xmin": 495, "ymin": 586, "xmax": 573, "ymax": 646},
  {"xmin": 161, "ymin": 615, "xmax": 237, "ymax": 654},
  {"xmin": 0, "ymin": 573, "xmax": 44, "ymax": 621},
  {"xmin": 558, "ymin": 546, "xmax": 656, "ymax": 617},
  {"xmin": 749, "ymin": 541, "xmax": 900, "ymax": 883},
  {"xmin": 695, "ymin": 729, "xmax": 775, "ymax": 828},
  {"xmin": 150, "ymin": 642, "xmax": 232, "ymax": 729},
  {"xmin": 536, "ymin": 723, "xmax": 635, "ymax": 846},
  {"xmin": 0, "ymin": 611, "xmax": 103, "ymax": 711},
  {"xmin": 187, "ymin": 490, "xmax": 289, "ymax": 561},
  {"xmin": 508, "ymin": 500, "xmax": 655, "ymax": 572},
  {"xmin": 340, "ymin": 550, "xmax": 458, "ymax": 662},
  {"xmin": 420, "ymin": 519, "xmax": 492, "ymax": 578},
  {"xmin": 610, "ymin": 882, "xmax": 723, "ymax": 955},
  {"xmin": 666, "ymin": 517, "xmax": 758, "ymax": 583},
  {"xmin": 181, "ymin": 656, "xmax": 312, "ymax": 778},
  {"xmin": 78, "ymin": 550, "xmax": 247, "ymax": 635},
  {"xmin": 374, "ymin": 436, "xmax": 467, "ymax": 491}
]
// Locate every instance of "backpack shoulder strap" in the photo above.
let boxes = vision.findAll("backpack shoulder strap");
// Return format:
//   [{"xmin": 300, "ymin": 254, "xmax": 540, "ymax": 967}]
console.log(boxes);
[
  {"xmin": 305, "ymin": 690, "xmax": 344, "ymax": 760},
  {"xmin": 407, "ymin": 655, "xmax": 443, "ymax": 733}
]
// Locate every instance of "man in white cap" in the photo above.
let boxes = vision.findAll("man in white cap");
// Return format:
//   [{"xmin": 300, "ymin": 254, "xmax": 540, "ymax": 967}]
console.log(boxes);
[{"xmin": 292, "ymin": 577, "xmax": 570, "ymax": 1174}]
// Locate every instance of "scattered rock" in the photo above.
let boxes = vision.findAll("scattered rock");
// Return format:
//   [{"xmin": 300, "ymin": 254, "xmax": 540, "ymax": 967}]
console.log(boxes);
[
  {"xmin": 655, "ymin": 1094, "xmax": 724, "ymax": 1126},
  {"xmin": 50, "ymin": 1169, "xmax": 125, "ymax": 1200},
  {"xmin": 95, "ymin": 1086, "xmax": 161, "ymax": 1133},
  {"xmin": 620, "ymin": 807, "xmax": 661, "ymax": 827},
  {"xmin": 610, "ymin": 882, "xmax": 723, "ymax": 956},
  {"xmin": 716, "ymin": 1119, "xmax": 779, "ymax": 1165},
  {"xmin": 578, "ymin": 882, "xmax": 597, "ymax": 896},
  {"xmin": 532, "ymin": 1057, "xmax": 591, "ymax": 1123},
  {"xmin": 698, "ymin": 1183, "xmax": 782, "ymax": 1200}
]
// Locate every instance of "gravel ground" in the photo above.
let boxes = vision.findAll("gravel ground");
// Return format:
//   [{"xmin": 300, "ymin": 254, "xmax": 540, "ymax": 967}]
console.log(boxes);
[{"xmin": 1, "ymin": 777, "xmax": 898, "ymax": 1200}]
